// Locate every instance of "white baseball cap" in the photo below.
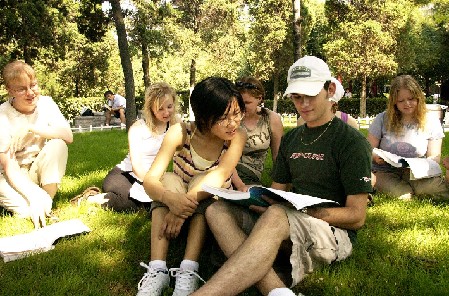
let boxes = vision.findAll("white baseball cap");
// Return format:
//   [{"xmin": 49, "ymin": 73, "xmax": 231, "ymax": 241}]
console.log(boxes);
[{"xmin": 284, "ymin": 56, "xmax": 332, "ymax": 97}]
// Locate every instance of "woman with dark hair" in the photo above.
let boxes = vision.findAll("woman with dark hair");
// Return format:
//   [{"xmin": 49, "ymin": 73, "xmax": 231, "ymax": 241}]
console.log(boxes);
[
  {"xmin": 232, "ymin": 77, "xmax": 284, "ymax": 190},
  {"xmin": 368, "ymin": 75, "xmax": 449, "ymax": 200},
  {"xmin": 137, "ymin": 77, "xmax": 247, "ymax": 296}
]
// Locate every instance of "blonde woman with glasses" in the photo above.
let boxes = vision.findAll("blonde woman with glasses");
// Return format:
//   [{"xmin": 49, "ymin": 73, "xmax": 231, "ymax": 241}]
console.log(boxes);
[{"xmin": 0, "ymin": 60, "xmax": 73, "ymax": 228}]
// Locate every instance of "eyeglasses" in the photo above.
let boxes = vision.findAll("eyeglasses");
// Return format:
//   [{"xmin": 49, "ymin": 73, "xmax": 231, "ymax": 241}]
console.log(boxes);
[
  {"xmin": 235, "ymin": 81, "xmax": 258, "ymax": 90},
  {"xmin": 10, "ymin": 82, "xmax": 39, "ymax": 95},
  {"xmin": 217, "ymin": 113, "xmax": 245, "ymax": 127}
]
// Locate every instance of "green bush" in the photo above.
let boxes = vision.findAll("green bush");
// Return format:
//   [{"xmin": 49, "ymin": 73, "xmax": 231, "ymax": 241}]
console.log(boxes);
[
  {"xmin": 54, "ymin": 96, "xmax": 105, "ymax": 121},
  {"xmin": 263, "ymin": 97, "xmax": 389, "ymax": 118}
]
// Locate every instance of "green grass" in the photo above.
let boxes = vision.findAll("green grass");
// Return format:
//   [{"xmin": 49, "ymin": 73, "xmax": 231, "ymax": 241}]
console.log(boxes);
[{"xmin": 1, "ymin": 129, "xmax": 449, "ymax": 295}]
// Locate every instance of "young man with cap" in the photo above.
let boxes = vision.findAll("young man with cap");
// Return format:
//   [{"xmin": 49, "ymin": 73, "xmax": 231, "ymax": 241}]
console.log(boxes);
[
  {"xmin": 192, "ymin": 56, "xmax": 372, "ymax": 296},
  {"xmin": 104, "ymin": 90, "xmax": 126, "ymax": 127}
]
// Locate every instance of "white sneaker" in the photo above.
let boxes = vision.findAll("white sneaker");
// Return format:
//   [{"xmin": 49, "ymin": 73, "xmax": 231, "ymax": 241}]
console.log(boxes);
[
  {"xmin": 170, "ymin": 268, "xmax": 205, "ymax": 296},
  {"xmin": 137, "ymin": 262, "xmax": 169, "ymax": 296}
]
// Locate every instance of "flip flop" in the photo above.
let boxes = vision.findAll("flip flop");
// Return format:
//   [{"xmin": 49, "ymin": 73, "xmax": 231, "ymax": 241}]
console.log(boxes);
[{"xmin": 70, "ymin": 186, "xmax": 102, "ymax": 206}]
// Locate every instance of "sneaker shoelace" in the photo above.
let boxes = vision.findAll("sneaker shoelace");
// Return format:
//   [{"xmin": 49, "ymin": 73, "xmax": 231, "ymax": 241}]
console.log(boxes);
[
  {"xmin": 138, "ymin": 262, "xmax": 168, "ymax": 292},
  {"xmin": 170, "ymin": 267, "xmax": 205, "ymax": 291}
]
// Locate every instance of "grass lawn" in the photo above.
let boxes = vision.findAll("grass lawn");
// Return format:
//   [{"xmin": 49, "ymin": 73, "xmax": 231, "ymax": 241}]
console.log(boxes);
[{"xmin": 1, "ymin": 128, "xmax": 449, "ymax": 296}]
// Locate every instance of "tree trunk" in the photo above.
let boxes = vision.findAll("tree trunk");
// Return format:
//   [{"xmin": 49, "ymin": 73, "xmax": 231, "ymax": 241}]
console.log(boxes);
[
  {"xmin": 360, "ymin": 74, "xmax": 367, "ymax": 118},
  {"xmin": 273, "ymin": 67, "xmax": 279, "ymax": 113},
  {"xmin": 189, "ymin": 59, "xmax": 196, "ymax": 89},
  {"xmin": 110, "ymin": 0, "xmax": 136, "ymax": 129},
  {"xmin": 292, "ymin": 0, "xmax": 301, "ymax": 61},
  {"xmin": 142, "ymin": 43, "xmax": 151, "ymax": 88}
]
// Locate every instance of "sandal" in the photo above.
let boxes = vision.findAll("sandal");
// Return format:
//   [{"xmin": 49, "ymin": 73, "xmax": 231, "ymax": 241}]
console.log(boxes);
[{"xmin": 70, "ymin": 186, "xmax": 102, "ymax": 206}]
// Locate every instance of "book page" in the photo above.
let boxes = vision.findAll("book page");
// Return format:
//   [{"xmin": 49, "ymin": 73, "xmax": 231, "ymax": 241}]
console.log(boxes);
[
  {"xmin": 261, "ymin": 188, "xmax": 338, "ymax": 210},
  {"xmin": 202, "ymin": 184, "xmax": 251, "ymax": 200},
  {"xmin": 202, "ymin": 184, "xmax": 337, "ymax": 210},
  {"xmin": 405, "ymin": 158, "xmax": 442, "ymax": 180},
  {"xmin": 0, "ymin": 219, "xmax": 90, "ymax": 262},
  {"xmin": 372, "ymin": 148, "xmax": 404, "ymax": 168}
]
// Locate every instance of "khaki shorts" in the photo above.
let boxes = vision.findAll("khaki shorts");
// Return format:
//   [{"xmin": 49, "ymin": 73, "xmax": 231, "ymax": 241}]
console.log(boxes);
[
  {"xmin": 283, "ymin": 206, "xmax": 352, "ymax": 286},
  {"xmin": 374, "ymin": 169, "xmax": 449, "ymax": 200},
  {"xmin": 213, "ymin": 202, "xmax": 353, "ymax": 288}
]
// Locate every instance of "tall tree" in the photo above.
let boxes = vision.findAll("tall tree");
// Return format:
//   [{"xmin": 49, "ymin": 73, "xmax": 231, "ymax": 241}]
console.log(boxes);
[
  {"xmin": 324, "ymin": 20, "xmax": 396, "ymax": 117},
  {"xmin": 109, "ymin": 0, "xmax": 136, "ymax": 128},
  {"xmin": 292, "ymin": 0, "xmax": 302, "ymax": 61},
  {"xmin": 129, "ymin": 0, "xmax": 173, "ymax": 89},
  {"xmin": 324, "ymin": 0, "xmax": 409, "ymax": 117},
  {"xmin": 171, "ymin": 0, "xmax": 242, "ymax": 88}
]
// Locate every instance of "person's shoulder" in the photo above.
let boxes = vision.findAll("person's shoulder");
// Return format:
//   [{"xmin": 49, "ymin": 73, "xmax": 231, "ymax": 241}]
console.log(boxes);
[
  {"xmin": 38, "ymin": 95, "xmax": 53, "ymax": 102},
  {"xmin": 0, "ymin": 100, "xmax": 11, "ymax": 112},
  {"xmin": 282, "ymin": 126, "xmax": 302, "ymax": 141},
  {"xmin": 37, "ymin": 96, "xmax": 57, "ymax": 108}
]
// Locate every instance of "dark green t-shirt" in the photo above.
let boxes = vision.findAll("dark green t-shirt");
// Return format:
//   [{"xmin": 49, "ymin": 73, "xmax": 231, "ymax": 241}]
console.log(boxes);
[{"xmin": 272, "ymin": 117, "xmax": 373, "ymax": 207}]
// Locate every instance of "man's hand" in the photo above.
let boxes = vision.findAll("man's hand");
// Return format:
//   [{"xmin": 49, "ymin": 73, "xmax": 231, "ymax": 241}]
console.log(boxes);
[
  {"xmin": 373, "ymin": 155, "xmax": 386, "ymax": 165},
  {"xmin": 249, "ymin": 195, "xmax": 285, "ymax": 214},
  {"xmin": 163, "ymin": 191, "xmax": 198, "ymax": 218},
  {"xmin": 159, "ymin": 212, "xmax": 185, "ymax": 239},
  {"xmin": 28, "ymin": 193, "xmax": 52, "ymax": 229}
]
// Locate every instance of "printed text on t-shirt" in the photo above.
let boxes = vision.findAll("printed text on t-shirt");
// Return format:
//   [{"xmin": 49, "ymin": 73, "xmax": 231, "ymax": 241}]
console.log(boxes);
[{"xmin": 289, "ymin": 152, "xmax": 324, "ymax": 160}]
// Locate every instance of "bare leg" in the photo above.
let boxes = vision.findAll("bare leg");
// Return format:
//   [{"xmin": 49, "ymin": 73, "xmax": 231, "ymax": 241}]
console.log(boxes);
[
  {"xmin": 105, "ymin": 110, "xmax": 111, "ymax": 125},
  {"xmin": 151, "ymin": 207, "xmax": 170, "ymax": 261},
  {"xmin": 184, "ymin": 213, "xmax": 207, "ymax": 261},
  {"xmin": 119, "ymin": 108, "xmax": 126, "ymax": 124},
  {"xmin": 192, "ymin": 205, "xmax": 290, "ymax": 296}
]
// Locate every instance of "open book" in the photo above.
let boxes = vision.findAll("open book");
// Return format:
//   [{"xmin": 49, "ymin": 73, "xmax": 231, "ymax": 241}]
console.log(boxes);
[
  {"xmin": 202, "ymin": 184, "xmax": 337, "ymax": 210},
  {"xmin": 373, "ymin": 148, "xmax": 442, "ymax": 180},
  {"xmin": 0, "ymin": 219, "xmax": 91, "ymax": 262}
]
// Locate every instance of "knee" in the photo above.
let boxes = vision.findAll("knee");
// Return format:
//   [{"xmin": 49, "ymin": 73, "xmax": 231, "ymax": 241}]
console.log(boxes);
[
  {"xmin": 260, "ymin": 205, "xmax": 289, "ymax": 232},
  {"xmin": 205, "ymin": 200, "xmax": 231, "ymax": 223},
  {"xmin": 45, "ymin": 139, "xmax": 68, "ymax": 158}
]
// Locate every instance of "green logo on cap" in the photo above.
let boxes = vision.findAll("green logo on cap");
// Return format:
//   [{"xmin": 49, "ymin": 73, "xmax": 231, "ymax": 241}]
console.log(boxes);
[{"xmin": 290, "ymin": 66, "xmax": 311, "ymax": 79}]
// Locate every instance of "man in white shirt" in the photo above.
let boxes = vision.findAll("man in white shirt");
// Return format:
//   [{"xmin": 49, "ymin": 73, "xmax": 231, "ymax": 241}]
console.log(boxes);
[{"xmin": 104, "ymin": 90, "xmax": 126, "ymax": 127}]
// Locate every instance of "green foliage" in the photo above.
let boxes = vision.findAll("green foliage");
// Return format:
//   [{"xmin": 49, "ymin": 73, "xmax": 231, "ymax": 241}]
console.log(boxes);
[
  {"xmin": 264, "ymin": 97, "xmax": 389, "ymax": 117},
  {"xmin": 0, "ymin": 0, "xmax": 70, "ymax": 63},
  {"xmin": 76, "ymin": 0, "xmax": 109, "ymax": 42},
  {"xmin": 54, "ymin": 96, "xmax": 105, "ymax": 121}
]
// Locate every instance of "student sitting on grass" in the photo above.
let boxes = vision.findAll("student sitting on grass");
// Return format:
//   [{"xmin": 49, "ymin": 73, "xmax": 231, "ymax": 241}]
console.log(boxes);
[
  {"xmin": 367, "ymin": 75, "xmax": 449, "ymax": 200},
  {"xmin": 191, "ymin": 56, "xmax": 372, "ymax": 296},
  {"xmin": 0, "ymin": 60, "xmax": 73, "ymax": 229},
  {"xmin": 231, "ymin": 76, "xmax": 284, "ymax": 191},
  {"xmin": 75, "ymin": 82, "xmax": 181, "ymax": 211},
  {"xmin": 137, "ymin": 77, "xmax": 247, "ymax": 296}
]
